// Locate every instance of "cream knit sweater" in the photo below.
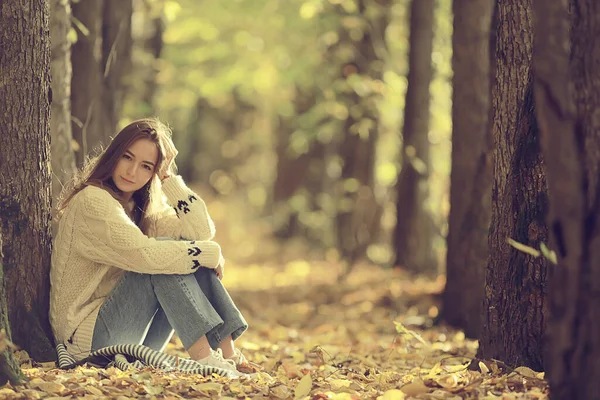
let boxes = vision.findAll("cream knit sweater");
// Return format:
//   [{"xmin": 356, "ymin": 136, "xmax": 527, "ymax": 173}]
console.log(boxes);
[{"xmin": 50, "ymin": 176, "xmax": 220, "ymax": 361}]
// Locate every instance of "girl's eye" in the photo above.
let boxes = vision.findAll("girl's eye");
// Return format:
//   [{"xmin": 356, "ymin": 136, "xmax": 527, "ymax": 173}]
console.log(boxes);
[
  {"xmin": 123, "ymin": 154, "xmax": 132, "ymax": 160},
  {"xmin": 143, "ymin": 165, "xmax": 152, "ymax": 171}
]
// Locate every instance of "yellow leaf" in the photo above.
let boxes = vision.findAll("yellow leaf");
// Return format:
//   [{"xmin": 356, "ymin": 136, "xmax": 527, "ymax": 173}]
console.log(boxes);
[
  {"xmin": 271, "ymin": 384, "xmax": 292, "ymax": 399},
  {"xmin": 295, "ymin": 373, "xmax": 312, "ymax": 399},
  {"xmin": 400, "ymin": 379, "xmax": 429, "ymax": 396},
  {"xmin": 513, "ymin": 366, "xmax": 538, "ymax": 378},
  {"xmin": 33, "ymin": 381, "xmax": 65, "ymax": 394},
  {"xmin": 507, "ymin": 238, "xmax": 541, "ymax": 257},
  {"xmin": 330, "ymin": 394, "xmax": 354, "ymax": 400},
  {"xmin": 329, "ymin": 378, "xmax": 352, "ymax": 390},
  {"xmin": 86, "ymin": 386, "xmax": 103, "ymax": 396},
  {"xmin": 144, "ymin": 385, "xmax": 164, "ymax": 395},
  {"xmin": 191, "ymin": 382, "xmax": 223, "ymax": 395},
  {"xmin": 479, "ymin": 361, "xmax": 490, "ymax": 374},
  {"xmin": 379, "ymin": 389, "xmax": 406, "ymax": 400}
]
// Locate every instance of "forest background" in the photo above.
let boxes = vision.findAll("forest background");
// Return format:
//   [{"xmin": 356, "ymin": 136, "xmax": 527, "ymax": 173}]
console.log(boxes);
[{"xmin": 1, "ymin": 0, "xmax": 598, "ymax": 398}]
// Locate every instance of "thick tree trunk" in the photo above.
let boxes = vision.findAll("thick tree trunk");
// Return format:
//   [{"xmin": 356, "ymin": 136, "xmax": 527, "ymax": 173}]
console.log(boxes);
[
  {"xmin": 101, "ymin": 0, "xmax": 133, "ymax": 135},
  {"xmin": 335, "ymin": 0, "xmax": 389, "ymax": 266},
  {"xmin": 50, "ymin": 0, "xmax": 76, "ymax": 209},
  {"xmin": 0, "ymin": 0, "xmax": 56, "ymax": 362},
  {"xmin": 477, "ymin": 0, "xmax": 548, "ymax": 371},
  {"xmin": 535, "ymin": 0, "xmax": 600, "ymax": 398},
  {"xmin": 442, "ymin": 0, "xmax": 494, "ymax": 338},
  {"xmin": 0, "ymin": 233, "xmax": 24, "ymax": 386},
  {"xmin": 394, "ymin": 0, "xmax": 436, "ymax": 274},
  {"xmin": 71, "ymin": 0, "xmax": 106, "ymax": 167}
]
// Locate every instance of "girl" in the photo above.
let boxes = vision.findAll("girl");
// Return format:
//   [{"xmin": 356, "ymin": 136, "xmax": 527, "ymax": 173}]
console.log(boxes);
[{"xmin": 50, "ymin": 118, "xmax": 248, "ymax": 372}]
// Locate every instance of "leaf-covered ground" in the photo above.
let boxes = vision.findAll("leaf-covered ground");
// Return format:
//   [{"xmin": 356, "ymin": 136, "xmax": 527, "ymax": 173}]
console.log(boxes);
[{"xmin": 4, "ymin": 261, "xmax": 549, "ymax": 399}]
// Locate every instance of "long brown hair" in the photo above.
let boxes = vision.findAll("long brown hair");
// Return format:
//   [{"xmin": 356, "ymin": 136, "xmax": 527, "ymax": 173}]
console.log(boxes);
[{"xmin": 56, "ymin": 118, "xmax": 172, "ymax": 232}]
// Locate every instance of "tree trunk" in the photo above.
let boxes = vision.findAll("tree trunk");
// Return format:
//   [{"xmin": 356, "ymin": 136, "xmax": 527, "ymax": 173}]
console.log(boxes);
[
  {"xmin": 535, "ymin": 0, "xmax": 600, "ymax": 398},
  {"xmin": 0, "ymin": 233, "xmax": 24, "ymax": 386},
  {"xmin": 334, "ymin": 0, "xmax": 389, "ymax": 266},
  {"xmin": 142, "ymin": 13, "xmax": 163, "ymax": 114},
  {"xmin": 101, "ymin": 0, "xmax": 133, "ymax": 135},
  {"xmin": 71, "ymin": 0, "xmax": 106, "ymax": 167},
  {"xmin": 50, "ymin": 0, "xmax": 76, "ymax": 210},
  {"xmin": 272, "ymin": 89, "xmax": 329, "ymax": 241},
  {"xmin": 394, "ymin": 0, "xmax": 436, "ymax": 275},
  {"xmin": 442, "ymin": 0, "xmax": 494, "ymax": 338},
  {"xmin": 0, "ymin": 0, "xmax": 56, "ymax": 362},
  {"xmin": 477, "ymin": 0, "xmax": 548, "ymax": 371}
]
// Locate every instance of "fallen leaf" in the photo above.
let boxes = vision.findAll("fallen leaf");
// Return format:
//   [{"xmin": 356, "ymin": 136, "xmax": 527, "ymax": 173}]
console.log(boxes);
[
  {"xmin": 32, "ymin": 381, "xmax": 65, "ymax": 394},
  {"xmin": 379, "ymin": 389, "xmax": 406, "ymax": 400},
  {"xmin": 295, "ymin": 373, "xmax": 313, "ymax": 399},
  {"xmin": 400, "ymin": 379, "xmax": 429, "ymax": 396},
  {"xmin": 86, "ymin": 386, "xmax": 104, "ymax": 396}
]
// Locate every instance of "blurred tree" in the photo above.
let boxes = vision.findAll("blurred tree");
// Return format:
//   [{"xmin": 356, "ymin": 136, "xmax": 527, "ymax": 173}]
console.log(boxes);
[
  {"xmin": 141, "ymin": 4, "xmax": 164, "ymax": 114},
  {"xmin": 71, "ymin": 0, "xmax": 132, "ymax": 166},
  {"xmin": 101, "ymin": 0, "xmax": 134, "ymax": 134},
  {"xmin": 122, "ymin": 0, "xmax": 164, "ymax": 119},
  {"xmin": 477, "ymin": 0, "xmax": 548, "ymax": 371},
  {"xmin": 71, "ymin": 0, "xmax": 106, "ymax": 167},
  {"xmin": 535, "ymin": 0, "xmax": 600, "ymax": 397},
  {"xmin": 182, "ymin": 91, "xmax": 256, "ymax": 187},
  {"xmin": 0, "ymin": 0, "xmax": 55, "ymax": 361},
  {"xmin": 0, "ymin": 233, "xmax": 24, "ymax": 385},
  {"xmin": 333, "ymin": 0, "xmax": 390, "ymax": 266},
  {"xmin": 272, "ymin": 88, "xmax": 328, "ymax": 240},
  {"xmin": 50, "ymin": 0, "xmax": 76, "ymax": 208},
  {"xmin": 442, "ymin": 0, "xmax": 494, "ymax": 338},
  {"xmin": 393, "ymin": 0, "xmax": 436, "ymax": 274}
]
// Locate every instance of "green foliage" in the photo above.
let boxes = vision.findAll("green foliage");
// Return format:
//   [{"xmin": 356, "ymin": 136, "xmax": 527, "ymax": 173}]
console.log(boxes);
[{"xmin": 121, "ymin": 0, "xmax": 454, "ymax": 265}]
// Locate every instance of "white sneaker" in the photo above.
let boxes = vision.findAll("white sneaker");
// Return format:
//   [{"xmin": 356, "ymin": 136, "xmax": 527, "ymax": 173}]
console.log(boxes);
[
  {"xmin": 197, "ymin": 348, "xmax": 237, "ymax": 371},
  {"xmin": 229, "ymin": 348, "xmax": 248, "ymax": 365}
]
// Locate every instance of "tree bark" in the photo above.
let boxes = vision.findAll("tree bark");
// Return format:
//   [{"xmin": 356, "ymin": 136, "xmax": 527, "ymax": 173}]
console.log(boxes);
[
  {"xmin": 394, "ymin": 0, "xmax": 436, "ymax": 274},
  {"xmin": 477, "ymin": 0, "xmax": 548, "ymax": 371},
  {"xmin": 0, "ymin": 0, "xmax": 56, "ymax": 362},
  {"xmin": 535, "ymin": 0, "xmax": 600, "ymax": 398},
  {"xmin": 0, "ymin": 233, "xmax": 24, "ymax": 386},
  {"xmin": 50, "ymin": 0, "xmax": 76, "ymax": 210},
  {"xmin": 334, "ymin": 0, "xmax": 389, "ymax": 266},
  {"xmin": 101, "ymin": 0, "xmax": 133, "ymax": 136},
  {"xmin": 442, "ymin": 0, "xmax": 494, "ymax": 338},
  {"xmin": 71, "ymin": 0, "xmax": 106, "ymax": 167}
]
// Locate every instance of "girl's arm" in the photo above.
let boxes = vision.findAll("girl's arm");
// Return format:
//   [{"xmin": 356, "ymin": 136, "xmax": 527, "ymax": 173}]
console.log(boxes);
[
  {"xmin": 149, "ymin": 175, "xmax": 216, "ymax": 240},
  {"xmin": 74, "ymin": 186, "xmax": 221, "ymax": 274}
]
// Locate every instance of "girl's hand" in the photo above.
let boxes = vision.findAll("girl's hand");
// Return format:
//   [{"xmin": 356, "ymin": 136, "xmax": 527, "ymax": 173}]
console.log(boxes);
[
  {"xmin": 215, "ymin": 254, "xmax": 225, "ymax": 280},
  {"xmin": 159, "ymin": 136, "xmax": 178, "ymax": 181}
]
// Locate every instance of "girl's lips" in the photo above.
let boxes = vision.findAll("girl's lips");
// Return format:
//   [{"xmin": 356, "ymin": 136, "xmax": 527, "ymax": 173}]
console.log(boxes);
[{"xmin": 121, "ymin": 176, "xmax": 135, "ymax": 184}]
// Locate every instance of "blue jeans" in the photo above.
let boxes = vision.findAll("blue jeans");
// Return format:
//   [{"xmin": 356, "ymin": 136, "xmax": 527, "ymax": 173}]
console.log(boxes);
[{"xmin": 91, "ymin": 265, "xmax": 247, "ymax": 352}]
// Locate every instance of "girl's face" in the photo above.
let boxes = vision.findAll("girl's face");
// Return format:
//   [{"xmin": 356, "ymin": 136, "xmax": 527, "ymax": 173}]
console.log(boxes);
[{"xmin": 111, "ymin": 138, "xmax": 159, "ymax": 200}]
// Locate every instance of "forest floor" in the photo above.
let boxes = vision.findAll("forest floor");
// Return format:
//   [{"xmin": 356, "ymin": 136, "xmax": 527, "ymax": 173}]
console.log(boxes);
[{"xmin": 5, "ymin": 262, "xmax": 549, "ymax": 399}]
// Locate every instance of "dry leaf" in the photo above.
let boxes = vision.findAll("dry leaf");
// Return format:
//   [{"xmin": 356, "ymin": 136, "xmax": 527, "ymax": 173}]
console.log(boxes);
[
  {"xmin": 379, "ymin": 389, "xmax": 406, "ymax": 399},
  {"xmin": 295, "ymin": 373, "xmax": 312, "ymax": 399},
  {"xmin": 400, "ymin": 379, "xmax": 429, "ymax": 396}
]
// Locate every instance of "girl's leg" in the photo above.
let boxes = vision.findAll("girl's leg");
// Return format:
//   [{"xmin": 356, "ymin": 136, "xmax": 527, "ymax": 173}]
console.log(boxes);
[
  {"xmin": 192, "ymin": 268, "xmax": 248, "ymax": 352},
  {"xmin": 149, "ymin": 273, "xmax": 230, "ymax": 355},
  {"xmin": 91, "ymin": 272, "xmax": 162, "ymax": 350},
  {"xmin": 92, "ymin": 271, "xmax": 226, "ymax": 362},
  {"xmin": 155, "ymin": 237, "xmax": 248, "ymax": 352},
  {"xmin": 141, "ymin": 307, "xmax": 174, "ymax": 351}
]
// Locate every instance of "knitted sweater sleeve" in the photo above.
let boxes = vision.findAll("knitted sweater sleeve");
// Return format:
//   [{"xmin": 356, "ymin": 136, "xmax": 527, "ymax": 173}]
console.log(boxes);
[
  {"xmin": 151, "ymin": 176, "xmax": 216, "ymax": 241},
  {"xmin": 74, "ymin": 186, "xmax": 221, "ymax": 274}
]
